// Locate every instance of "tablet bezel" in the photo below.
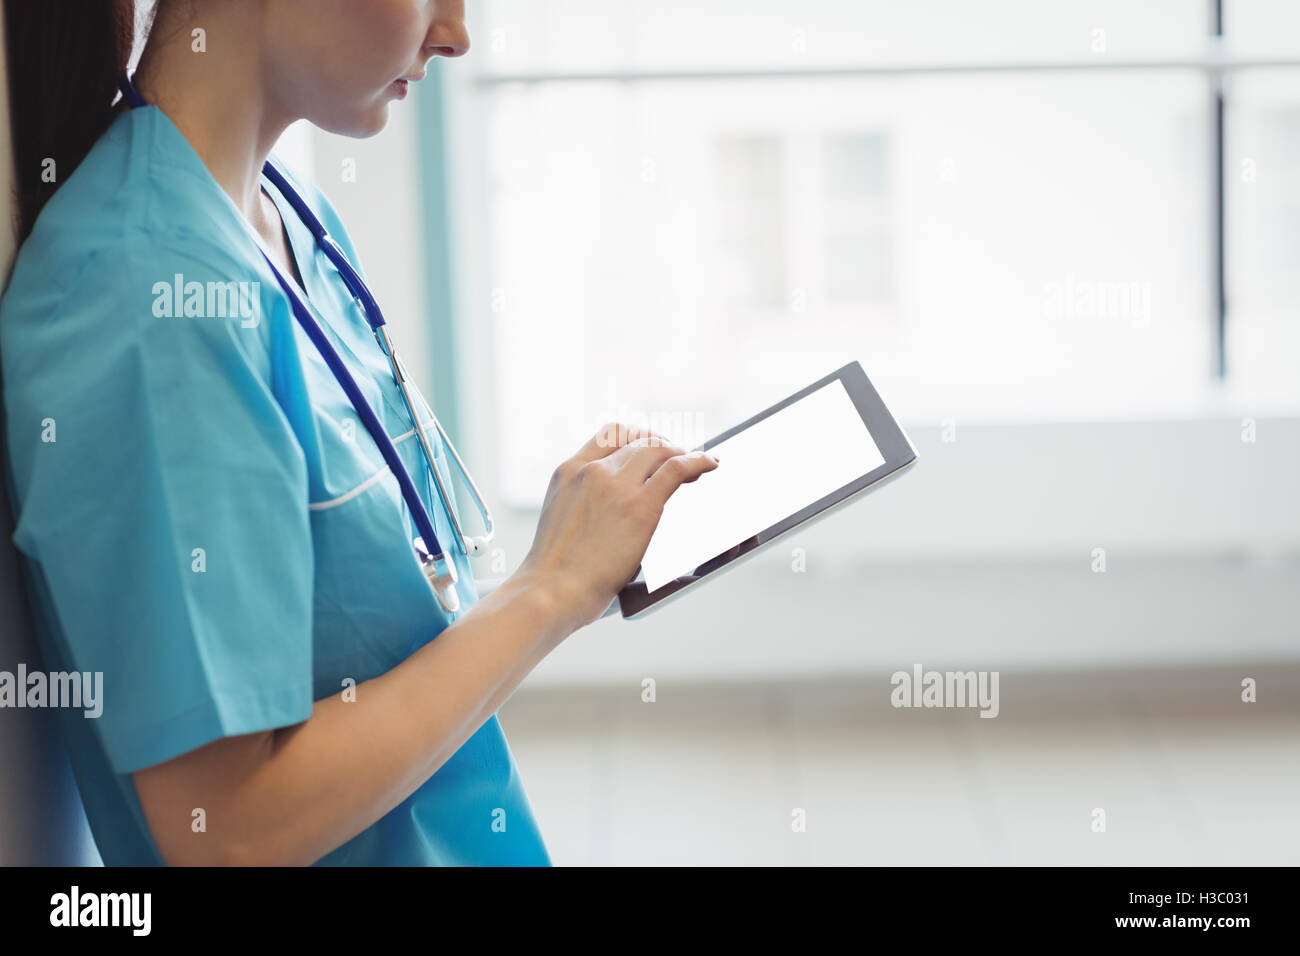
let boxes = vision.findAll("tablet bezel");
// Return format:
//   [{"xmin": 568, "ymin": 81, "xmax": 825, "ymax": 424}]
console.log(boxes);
[{"xmin": 617, "ymin": 361, "xmax": 917, "ymax": 619}]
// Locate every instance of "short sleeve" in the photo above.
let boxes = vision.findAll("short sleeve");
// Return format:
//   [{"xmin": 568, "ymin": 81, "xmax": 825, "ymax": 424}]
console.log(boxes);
[{"xmin": 2, "ymin": 238, "xmax": 315, "ymax": 774}]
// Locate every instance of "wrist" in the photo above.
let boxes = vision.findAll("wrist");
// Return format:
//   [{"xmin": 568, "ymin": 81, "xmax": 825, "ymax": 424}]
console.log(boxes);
[{"xmin": 501, "ymin": 565, "xmax": 585, "ymax": 642}]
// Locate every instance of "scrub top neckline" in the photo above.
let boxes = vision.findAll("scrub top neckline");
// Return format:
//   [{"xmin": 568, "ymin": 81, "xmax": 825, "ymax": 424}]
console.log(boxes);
[
  {"xmin": 257, "ymin": 164, "xmax": 421, "ymax": 432},
  {"xmin": 125, "ymin": 104, "xmax": 291, "ymax": 262},
  {"xmin": 123, "ymin": 105, "xmax": 325, "ymax": 326},
  {"xmin": 261, "ymin": 183, "xmax": 310, "ymax": 293},
  {"xmin": 252, "ymin": 144, "xmax": 460, "ymax": 568},
  {"xmin": 121, "ymin": 104, "xmax": 458, "ymax": 569},
  {"xmin": 124, "ymin": 105, "xmax": 375, "ymax": 385},
  {"xmin": 256, "ymin": 173, "xmax": 319, "ymax": 319}
]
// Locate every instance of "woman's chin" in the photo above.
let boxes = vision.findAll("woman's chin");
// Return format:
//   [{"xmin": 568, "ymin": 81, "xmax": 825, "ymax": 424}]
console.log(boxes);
[{"xmin": 317, "ymin": 103, "xmax": 391, "ymax": 139}]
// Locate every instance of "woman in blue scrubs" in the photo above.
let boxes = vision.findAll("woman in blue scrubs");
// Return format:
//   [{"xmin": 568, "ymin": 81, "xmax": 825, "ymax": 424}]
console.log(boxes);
[{"xmin": 0, "ymin": 0, "xmax": 717, "ymax": 866}]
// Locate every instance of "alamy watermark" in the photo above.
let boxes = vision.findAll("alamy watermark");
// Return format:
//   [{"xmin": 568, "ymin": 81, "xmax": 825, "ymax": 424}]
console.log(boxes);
[
  {"xmin": 592, "ymin": 408, "xmax": 709, "ymax": 450},
  {"xmin": 50, "ymin": 886, "xmax": 150, "ymax": 936},
  {"xmin": 0, "ymin": 664, "xmax": 102, "ymax": 718},
  {"xmin": 1043, "ymin": 274, "xmax": 1152, "ymax": 328},
  {"xmin": 890, "ymin": 664, "xmax": 1000, "ymax": 718},
  {"xmin": 152, "ymin": 273, "xmax": 261, "ymax": 328}
]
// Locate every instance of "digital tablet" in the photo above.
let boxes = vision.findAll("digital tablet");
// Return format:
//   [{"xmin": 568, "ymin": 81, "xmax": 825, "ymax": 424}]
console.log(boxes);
[{"xmin": 618, "ymin": 361, "xmax": 917, "ymax": 619}]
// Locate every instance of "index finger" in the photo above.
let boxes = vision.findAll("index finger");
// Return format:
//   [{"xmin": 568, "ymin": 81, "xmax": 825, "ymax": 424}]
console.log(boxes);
[{"xmin": 644, "ymin": 449, "xmax": 720, "ymax": 506}]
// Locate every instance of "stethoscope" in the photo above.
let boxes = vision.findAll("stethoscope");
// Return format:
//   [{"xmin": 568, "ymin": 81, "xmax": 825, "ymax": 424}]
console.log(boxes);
[{"xmin": 118, "ymin": 72, "xmax": 492, "ymax": 615}]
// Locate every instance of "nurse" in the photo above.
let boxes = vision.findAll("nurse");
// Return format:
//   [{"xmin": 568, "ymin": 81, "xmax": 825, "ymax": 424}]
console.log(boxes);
[{"xmin": 0, "ymin": 0, "xmax": 718, "ymax": 866}]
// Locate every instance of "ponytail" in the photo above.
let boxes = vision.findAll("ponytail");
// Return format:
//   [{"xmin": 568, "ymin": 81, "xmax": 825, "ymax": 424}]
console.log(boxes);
[{"xmin": 4, "ymin": 0, "xmax": 137, "ymax": 242}]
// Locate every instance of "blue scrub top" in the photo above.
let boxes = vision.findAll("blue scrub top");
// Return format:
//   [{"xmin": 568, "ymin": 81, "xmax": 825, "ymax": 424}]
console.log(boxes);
[{"xmin": 0, "ymin": 104, "xmax": 551, "ymax": 866}]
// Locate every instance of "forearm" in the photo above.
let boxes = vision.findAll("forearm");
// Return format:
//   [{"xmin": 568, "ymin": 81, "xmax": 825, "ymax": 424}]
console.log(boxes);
[
  {"xmin": 145, "ymin": 571, "xmax": 574, "ymax": 866},
  {"xmin": 479, "ymin": 575, "xmax": 621, "ymax": 619}
]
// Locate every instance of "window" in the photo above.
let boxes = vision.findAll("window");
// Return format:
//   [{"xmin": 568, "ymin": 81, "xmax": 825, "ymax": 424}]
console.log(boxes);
[
  {"xmin": 822, "ymin": 132, "xmax": 891, "ymax": 306},
  {"xmin": 1228, "ymin": 70, "xmax": 1300, "ymax": 408},
  {"xmin": 456, "ymin": 0, "xmax": 1300, "ymax": 506},
  {"xmin": 714, "ymin": 134, "xmax": 785, "ymax": 311}
]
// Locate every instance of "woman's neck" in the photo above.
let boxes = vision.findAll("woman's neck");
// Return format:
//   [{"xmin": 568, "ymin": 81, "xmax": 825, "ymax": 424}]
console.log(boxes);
[{"xmin": 132, "ymin": 5, "xmax": 293, "ymax": 221}]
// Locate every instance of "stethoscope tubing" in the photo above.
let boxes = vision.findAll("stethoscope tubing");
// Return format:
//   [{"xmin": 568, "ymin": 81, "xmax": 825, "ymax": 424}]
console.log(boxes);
[{"xmin": 116, "ymin": 72, "xmax": 487, "ymax": 610}]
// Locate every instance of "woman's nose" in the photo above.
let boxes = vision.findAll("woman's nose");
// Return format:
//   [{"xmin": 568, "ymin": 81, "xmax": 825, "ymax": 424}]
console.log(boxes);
[{"xmin": 425, "ymin": 13, "xmax": 470, "ymax": 59}]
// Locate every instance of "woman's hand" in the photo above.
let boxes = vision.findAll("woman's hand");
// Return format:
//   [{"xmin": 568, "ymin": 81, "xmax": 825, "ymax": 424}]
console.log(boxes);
[{"xmin": 516, "ymin": 423, "xmax": 720, "ymax": 632}]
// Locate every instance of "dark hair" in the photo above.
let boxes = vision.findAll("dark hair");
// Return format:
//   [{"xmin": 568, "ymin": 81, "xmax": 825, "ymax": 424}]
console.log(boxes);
[{"xmin": 3, "ymin": 0, "xmax": 138, "ymax": 241}]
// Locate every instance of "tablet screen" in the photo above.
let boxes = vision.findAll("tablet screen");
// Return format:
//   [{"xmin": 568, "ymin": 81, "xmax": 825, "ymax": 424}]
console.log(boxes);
[{"xmin": 639, "ymin": 378, "xmax": 886, "ymax": 593}]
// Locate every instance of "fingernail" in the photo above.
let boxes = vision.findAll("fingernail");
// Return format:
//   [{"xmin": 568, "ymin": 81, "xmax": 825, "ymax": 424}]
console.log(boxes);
[{"xmin": 710, "ymin": 455, "xmax": 720, "ymax": 464}]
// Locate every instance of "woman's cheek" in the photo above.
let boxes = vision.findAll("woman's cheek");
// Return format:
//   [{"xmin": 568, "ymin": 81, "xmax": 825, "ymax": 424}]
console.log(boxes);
[{"xmin": 366, "ymin": 0, "xmax": 429, "ymax": 61}]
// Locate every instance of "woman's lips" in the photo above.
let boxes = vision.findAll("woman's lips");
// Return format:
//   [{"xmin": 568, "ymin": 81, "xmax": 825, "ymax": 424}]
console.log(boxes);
[{"xmin": 391, "ymin": 71, "xmax": 424, "ymax": 99}]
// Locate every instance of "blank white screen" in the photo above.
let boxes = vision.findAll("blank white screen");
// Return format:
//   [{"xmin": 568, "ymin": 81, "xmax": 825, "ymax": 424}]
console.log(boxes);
[{"xmin": 640, "ymin": 378, "xmax": 886, "ymax": 592}]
